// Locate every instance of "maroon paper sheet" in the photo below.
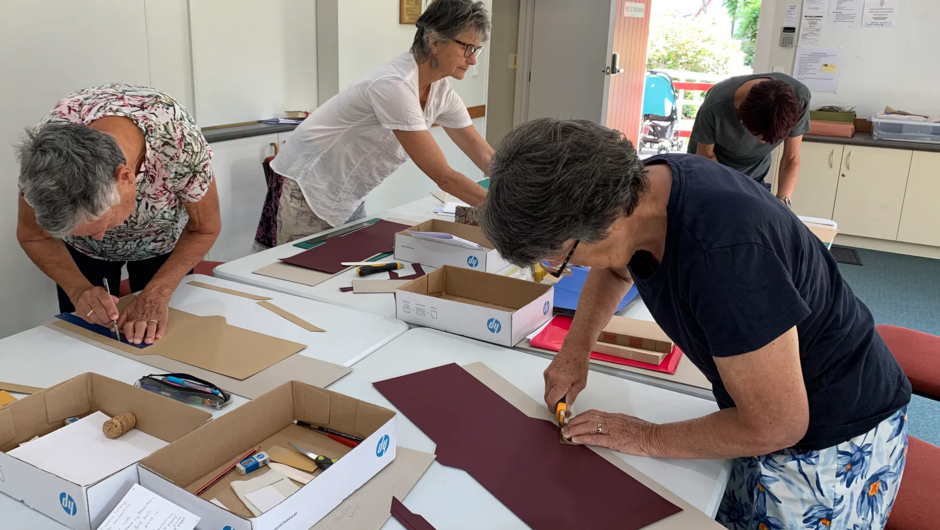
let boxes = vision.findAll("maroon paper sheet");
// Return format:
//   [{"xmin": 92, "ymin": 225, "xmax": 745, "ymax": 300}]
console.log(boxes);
[
  {"xmin": 373, "ymin": 363, "xmax": 681, "ymax": 530},
  {"xmin": 281, "ymin": 220, "xmax": 411, "ymax": 274},
  {"xmin": 390, "ymin": 497, "xmax": 437, "ymax": 530},
  {"xmin": 389, "ymin": 263, "xmax": 425, "ymax": 280}
]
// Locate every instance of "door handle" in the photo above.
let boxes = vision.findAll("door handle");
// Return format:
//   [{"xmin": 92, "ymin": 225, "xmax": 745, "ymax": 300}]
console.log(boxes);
[
  {"xmin": 270, "ymin": 142, "xmax": 279, "ymax": 156},
  {"xmin": 828, "ymin": 149, "xmax": 834, "ymax": 169},
  {"xmin": 845, "ymin": 151, "xmax": 852, "ymax": 171},
  {"xmin": 609, "ymin": 52, "xmax": 624, "ymax": 75}
]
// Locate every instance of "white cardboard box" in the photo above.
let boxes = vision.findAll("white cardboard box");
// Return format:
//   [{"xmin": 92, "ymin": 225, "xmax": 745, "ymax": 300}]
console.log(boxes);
[
  {"xmin": 139, "ymin": 381, "xmax": 397, "ymax": 530},
  {"xmin": 395, "ymin": 266, "xmax": 554, "ymax": 347},
  {"xmin": 394, "ymin": 219, "xmax": 511, "ymax": 273},
  {"xmin": 0, "ymin": 373, "xmax": 211, "ymax": 530}
]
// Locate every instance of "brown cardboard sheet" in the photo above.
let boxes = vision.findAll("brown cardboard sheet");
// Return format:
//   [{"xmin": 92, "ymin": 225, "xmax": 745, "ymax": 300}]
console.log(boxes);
[
  {"xmin": 373, "ymin": 363, "xmax": 681, "ymax": 530},
  {"xmin": 352, "ymin": 280, "xmax": 412, "ymax": 294},
  {"xmin": 599, "ymin": 316, "xmax": 674, "ymax": 353},
  {"xmin": 45, "ymin": 321, "xmax": 350, "ymax": 400},
  {"xmin": 187, "ymin": 281, "xmax": 272, "ymax": 300},
  {"xmin": 253, "ymin": 261, "xmax": 333, "ymax": 288},
  {"xmin": 591, "ymin": 342, "xmax": 667, "ymax": 365},
  {"xmin": 460, "ymin": 362, "xmax": 724, "ymax": 529},
  {"xmin": 0, "ymin": 382, "xmax": 43, "ymax": 395},
  {"xmin": 256, "ymin": 301, "xmax": 325, "ymax": 332},
  {"xmin": 52, "ymin": 296, "xmax": 306, "ymax": 380},
  {"xmin": 269, "ymin": 444, "xmax": 318, "ymax": 472}
]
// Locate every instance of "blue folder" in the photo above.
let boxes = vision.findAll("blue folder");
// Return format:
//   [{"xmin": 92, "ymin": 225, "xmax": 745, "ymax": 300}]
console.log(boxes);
[{"xmin": 553, "ymin": 266, "xmax": 638, "ymax": 314}]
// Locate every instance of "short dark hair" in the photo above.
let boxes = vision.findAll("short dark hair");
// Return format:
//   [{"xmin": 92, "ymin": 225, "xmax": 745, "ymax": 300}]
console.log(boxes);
[
  {"xmin": 411, "ymin": 0, "xmax": 490, "ymax": 62},
  {"xmin": 480, "ymin": 118, "xmax": 648, "ymax": 267},
  {"xmin": 738, "ymin": 79, "xmax": 804, "ymax": 144}
]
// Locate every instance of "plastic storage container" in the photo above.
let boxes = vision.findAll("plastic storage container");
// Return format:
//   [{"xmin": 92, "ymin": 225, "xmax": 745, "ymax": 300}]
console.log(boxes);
[{"xmin": 871, "ymin": 118, "xmax": 940, "ymax": 144}]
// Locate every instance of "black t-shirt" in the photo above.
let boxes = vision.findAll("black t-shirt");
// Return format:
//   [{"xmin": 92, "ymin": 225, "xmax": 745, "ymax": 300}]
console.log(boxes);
[{"xmin": 629, "ymin": 154, "xmax": 911, "ymax": 451}]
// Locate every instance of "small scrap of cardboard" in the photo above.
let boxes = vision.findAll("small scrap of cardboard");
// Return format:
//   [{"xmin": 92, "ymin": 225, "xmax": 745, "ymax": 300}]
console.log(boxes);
[
  {"xmin": 257, "ymin": 301, "xmax": 325, "ymax": 332},
  {"xmin": 187, "ymin": 281, "xmax": 272, "ymax": 301},
  {"xmin": 352, "ymin": 280, "xmax": 412, "ymax": 294},
  {"xmin": 391, "ymin": 497, "xmax": 437, "ymax": 530},
  {"xmin": 0, "ymin": 382, "xmax": 42, "ymax": 395},
  {"xmin": 253, "ymin": 261, "xmax": 333, "ymax": 288},
  {"xmin": 592, "ymin": 343, "xmax": 667, "ymax": 365},
  {"xmin": 0, "ymin": 391, "xmax": 16, "ymax": 407},
  {"xmin": 268, "ymin": 444, "xmax": 318, "ymax": 473}
]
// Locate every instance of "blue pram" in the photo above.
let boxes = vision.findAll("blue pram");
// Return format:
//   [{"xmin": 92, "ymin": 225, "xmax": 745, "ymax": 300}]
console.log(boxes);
[{"xmin": 639, "ymin": 71, "xmax": 682, "ymax": 153}]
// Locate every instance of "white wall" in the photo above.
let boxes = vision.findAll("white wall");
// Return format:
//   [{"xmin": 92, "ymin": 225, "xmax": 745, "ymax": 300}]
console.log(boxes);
[{"xmin": 754, "ymin": 0, "xmax": 940, "ymax": 117}]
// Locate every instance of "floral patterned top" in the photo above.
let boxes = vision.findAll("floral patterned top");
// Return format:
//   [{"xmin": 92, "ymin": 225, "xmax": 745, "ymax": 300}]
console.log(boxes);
[{"xmin": 39, "ymin": 83, "xmax": 214, "ymax": 261}]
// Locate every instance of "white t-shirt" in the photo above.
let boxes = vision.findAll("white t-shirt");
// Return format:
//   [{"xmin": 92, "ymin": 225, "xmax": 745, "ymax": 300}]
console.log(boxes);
[{"xmin": 271, "ymin": 52, "xmax": 474, "ymax": 226}]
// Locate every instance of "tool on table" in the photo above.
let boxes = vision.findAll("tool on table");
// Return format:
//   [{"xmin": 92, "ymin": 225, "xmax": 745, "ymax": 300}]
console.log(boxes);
[
  {"xmin": 292, "ymin": 218, "xmax": 381, "ymax": 249},
  {"xmin": 136, "ymin": 373, "xmax": 232, "ymax": 410},
  {"xmin": 236, "ymin": 451, "xmax": 271, "ymax": 474},
  {"xmin": 556, "ymin": 396, "xmax": 577, "ymax": 445},
  {"xmin": 289, "ymin": 442, "xmax": 338, "ymax": 471},
  {"xmin": 357, "ymin": 262, "xmax": 403, "ymax": 277},
  {"xmin": 102, "ymin": 278, "xmax": 121, "ymax": 342},
  {"xmin": 194, "ymin": 447, "xmax": 259, "ymax": 496},
  {"xmin": 295, "ymin": 420, "xmax": 362, "ymax": 448},
  {"xmin": 342, "ymin": 261, "xmax": 391, "ymax": 267}
]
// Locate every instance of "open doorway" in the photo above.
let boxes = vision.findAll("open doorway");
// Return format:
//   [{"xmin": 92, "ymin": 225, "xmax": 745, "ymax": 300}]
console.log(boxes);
[{"xmin": 638, "ymin": 0, "xmax": 759, "ymax": 158}]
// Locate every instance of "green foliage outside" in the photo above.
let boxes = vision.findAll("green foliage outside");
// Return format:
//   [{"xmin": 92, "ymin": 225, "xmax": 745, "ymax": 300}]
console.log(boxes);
[
  {"xmin": 646, "ymin": 16, "xmax": 741, "ymax": 75},
  {"xmin": 723, "ymin": 0, "xmax": 761, "ymax": 67}
]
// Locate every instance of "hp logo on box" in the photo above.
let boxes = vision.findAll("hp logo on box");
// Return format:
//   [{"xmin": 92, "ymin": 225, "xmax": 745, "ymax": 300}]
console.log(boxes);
[
  {"xmin": 487, "ymin": 318, "xmax": 502, "ymax": 334},
  {"xmin": 376, "ymin": 434, "xmax": 390, "ymax": 457},
  {"xmin": 59, "ymin": 492, "xmax": 77, "ymax": 516},
  {"xmin": 466, "ymin": 255, "xmax": 479, "ymax": 268},
  {"xmin": 224, "ymin": 527, "xmax": 234, "ymax": 530},
  {"xmin": 543, "ymin": 301, "xmax": 550, "ymax": 315}
]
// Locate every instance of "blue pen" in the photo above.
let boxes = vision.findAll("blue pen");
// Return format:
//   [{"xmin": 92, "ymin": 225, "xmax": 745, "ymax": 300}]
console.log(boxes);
[{"xmin": 166, "ymin": 376, "xmax": 222, "ymax": 396}]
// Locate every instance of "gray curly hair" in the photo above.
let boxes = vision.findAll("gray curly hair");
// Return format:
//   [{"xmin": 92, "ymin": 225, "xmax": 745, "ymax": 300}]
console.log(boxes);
[
  {"xmin": 411, "ymin": 0, "xmax": 491, "ymax": 62},
  {"xmin": 17, "ymin": 123, "xmax": 124, "ymax": 238}
]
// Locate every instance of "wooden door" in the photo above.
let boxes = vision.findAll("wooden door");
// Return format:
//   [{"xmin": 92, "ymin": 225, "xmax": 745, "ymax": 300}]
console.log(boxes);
[
  {"xmin": 832, "ymin": 146, "xmax": 913, "ymax": 240},
  {"xmin": 791, "ymin": 142, "xmax": 843, "ymax": 220},
  {"xmin": 606, "ymin": 0, "xmax": 653, "ymax": 145}
]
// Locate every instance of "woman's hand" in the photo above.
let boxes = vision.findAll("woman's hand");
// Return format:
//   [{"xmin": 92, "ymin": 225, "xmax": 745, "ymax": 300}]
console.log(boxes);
[
  {"xmin": 543, "ymin": 344, "xmax": 591, "ymax": 410},
  {"xmin": 562, "ymin": 409, "xmax": 656, "ymax": 457},
  {"xmin": 118, "ymin": 292, "xmax": 170, "ymax": 344},
  {"xmin": 71, "ymin": 286, "xmax": 120, "ymax": 327}
]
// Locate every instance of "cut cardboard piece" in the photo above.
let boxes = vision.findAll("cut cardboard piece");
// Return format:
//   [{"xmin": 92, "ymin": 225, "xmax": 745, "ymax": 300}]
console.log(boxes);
[
  {"xmin": 0, "ymin": 373, "xmax": 211, "ymax": 530},
  {"xmin": 268, "ymin": 445, "xmax": 318, "ymax": 473},
  {"xmin": 353, "ymin": 280, "xmax": 412, "ymax": 294},
  {"xmin": 187, "ymin": 281, "xmax": 272, "ymax": 301},
  {"xmin": 390, "ymin": 497, "xmax": 437, "ymax": 530},
  {"xmin": 0, "ymin": 391, "xmax": 15, "ymax": 407},
  {"xmin": 395, "ymin": 266, "xmax": 554, "ymax": 347},
  {"xmin": 256, "ymin": 301, "xmax": 325, "ymax": 332},
  {"xmin": 253, "ymin": 262, "xmax": 333, "ymax": 288},
  {"xmin": 0, "ymin": 382, "xmax": 43, "ymax": 395},
  {"xmin": 372, "ymin": 363, "xmax": 681, "ymax": 530},
  {"xmin": 45, "ymin": 321, "xmax": 350, "ymax": 400},
  {"xmin": 394, "ymin": 219, "xmax": 509, "ymax": 272},
  {"xmin": 592, "ymin": 342, "xmax": 667, "ymax": 365},
  {"xmin": 281, "ymin": 220, "xmax": 411, "ymax": 274},
  {"xmin": 599, "ymin": 316, "xmax": 674, "ymax": 353},
  {"xmin": 139, "ymin": 381, "xmax": 398, "ymax": 530},
  {"xmin": 51, "ymin": 295, "xmax": 307, "ymax": 381},
  {"xmin": 459, "ymin": 362, "xmax": 725, "ymax": 529}
]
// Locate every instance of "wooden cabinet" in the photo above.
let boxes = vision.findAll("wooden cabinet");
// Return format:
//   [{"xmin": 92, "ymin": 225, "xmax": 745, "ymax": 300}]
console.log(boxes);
[
  {"xmin": 898, "ymin": 151, "xmax": 940, "ymax": 247},
  {"xmin": 832, "ymin": 146, "xmax": 913, "ymax": 240},
  {"xmin": 206, "ymin": 134, "xmax": 278, "ymax": 262},
  {"xmin": 791, "ymin": 142, "xmax": 843, "ymax": 219}
]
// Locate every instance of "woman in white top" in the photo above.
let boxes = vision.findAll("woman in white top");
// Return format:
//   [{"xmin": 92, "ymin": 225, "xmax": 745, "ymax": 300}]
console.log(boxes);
[{"xmin": 261, "ymin": 0, "xmax": 494, "ymax": 248}]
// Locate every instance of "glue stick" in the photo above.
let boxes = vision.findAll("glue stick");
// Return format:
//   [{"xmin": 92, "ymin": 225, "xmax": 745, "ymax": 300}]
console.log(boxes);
[{"xmin": 235, "ymin": 451, "xmax": 271, "ymax": 474}]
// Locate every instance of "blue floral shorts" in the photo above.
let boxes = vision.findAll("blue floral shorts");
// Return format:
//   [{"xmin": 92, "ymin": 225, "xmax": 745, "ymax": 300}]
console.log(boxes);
[{"xmin": 717, "ymin": 407, "xmax": 909, "ymax": 530}]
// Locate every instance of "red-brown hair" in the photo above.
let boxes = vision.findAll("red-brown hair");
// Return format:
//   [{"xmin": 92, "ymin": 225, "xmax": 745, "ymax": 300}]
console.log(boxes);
[{"xmin": 738, "ymin": 79, "xmax": 804, "ymax": 144}]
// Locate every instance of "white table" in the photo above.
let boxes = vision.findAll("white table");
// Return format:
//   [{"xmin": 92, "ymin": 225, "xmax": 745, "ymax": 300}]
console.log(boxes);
[
  {"xmin": 0, "ymin": 275, "xmax": 408, "ymax": 529},
  {"xmin": 328, "ymin": 328, "xmax": 731, "ymax": 529},
  {"xmin": 213, "ymin": 196, "xmax": 445, "ymax": 319}
]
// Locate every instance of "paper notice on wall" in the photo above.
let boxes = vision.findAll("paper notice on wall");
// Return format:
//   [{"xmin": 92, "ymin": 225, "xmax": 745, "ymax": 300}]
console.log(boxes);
[
  {"xmin": 803, "ymin": 0, "xmax": 831, "ymax": 13},
  {"xmin": 793, "ymin": 47, "xmax": 843, "ymax": 93},
  {"xmin": 863, "ymin": 0, "xmax": 900, "ymax": 27},
  {"xmin": 625, "ymin": 2, "xmax": 645, "ymax": 18},
  {"xmin": 785, "ymin": 4, "xmax": 800, "ymax": 25},
  {"xmin": 828, "ymin": 0, "xmax": 863, "ymax": 26},
  {"xmin": 799, "ymin": 14, "xmax": 826, "ymax": 45}
]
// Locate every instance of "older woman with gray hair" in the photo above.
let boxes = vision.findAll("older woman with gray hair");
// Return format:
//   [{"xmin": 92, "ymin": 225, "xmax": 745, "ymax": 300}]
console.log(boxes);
[
  {"xmin": 481, "ymin": 118, "xmax": 911, "ymax": 530},
  {"xmin": 17, "ymin": 84, "xmax": 220, "ymax": 345},
  {"xmin": 258, "ymin": 0, "xmax": 493, "ymax": 249}
]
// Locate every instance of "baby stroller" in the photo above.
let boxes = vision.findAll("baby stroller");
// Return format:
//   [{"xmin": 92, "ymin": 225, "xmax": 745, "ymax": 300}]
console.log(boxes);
[{"xmin": 639, "ymin": 71, "xmax": 683, "ymax": 154}]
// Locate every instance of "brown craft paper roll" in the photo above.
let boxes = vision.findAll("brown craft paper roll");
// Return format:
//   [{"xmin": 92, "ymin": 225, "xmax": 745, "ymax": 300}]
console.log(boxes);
[{"xmin": 102, "ymin": 412, "xmax": 137, "ymax": 439}]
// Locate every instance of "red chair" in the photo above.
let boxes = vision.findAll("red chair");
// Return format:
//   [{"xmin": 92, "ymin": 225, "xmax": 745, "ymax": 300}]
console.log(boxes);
[
  {"xmin": 877, "ymin": 325, "xmax": 940, "ymax": 400},
  {"xmin": 118, "ymin": 260, "xmax": 225, "ymax": 297},
  {"xmin": 886, "ymin": 436, "xmax": 940, "ymax": 530}
]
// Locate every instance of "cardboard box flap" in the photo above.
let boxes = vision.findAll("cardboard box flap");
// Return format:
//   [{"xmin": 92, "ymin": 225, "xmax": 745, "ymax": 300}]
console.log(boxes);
[
  {"xmin": 401, "ymin": 219, "xmax": 495, "ymax": 249},
  {"xmin": 356, "ymin": 401, "xmax": 395, "ymax": 437},
  {"xmin": 293, "ymin": 383, "xmax": 332, "ymax": 425},
  {"xmin": 88, "ymin": 374, "xmax": 211, "ymax": 443},
  {"xmin": 0, "ymin": 408, "xmax": 15, "ymax": 448},
  {"xmin": 44, "ymin": 373, "xmax": 91, "ymax": 423},
  {"xmin": 291, "ymin": 382, "xmax": 395, "ymax": 439},
  {"xmin": 143, "ymin": 384, "xmax": 294, "ymax": 487},
  {"xmin": 402, "ymin": 266, "xmax": 550, "ymax": 311}
]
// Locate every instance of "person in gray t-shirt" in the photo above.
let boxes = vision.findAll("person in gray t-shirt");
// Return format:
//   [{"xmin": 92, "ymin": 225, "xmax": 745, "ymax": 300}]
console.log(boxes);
[{"xmin": 687, "ymin": 73, "xmax": 810, "ymax": 207}]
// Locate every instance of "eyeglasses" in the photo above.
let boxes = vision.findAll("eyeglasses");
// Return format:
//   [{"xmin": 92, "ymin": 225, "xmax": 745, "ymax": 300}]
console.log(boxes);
[
  {"xmin": 540, "ymin": 241, "xmax": 580, "ymax": 278},
  {"xmin": 453, "ymin": 39, "xmax": 484, "ymax": 58}
]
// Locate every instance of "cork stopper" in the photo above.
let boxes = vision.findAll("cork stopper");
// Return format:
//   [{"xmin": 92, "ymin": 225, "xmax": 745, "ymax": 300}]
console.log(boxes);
[{"xmin": 102, "ymin": 412, "xmax": 137, "ymax": 439}]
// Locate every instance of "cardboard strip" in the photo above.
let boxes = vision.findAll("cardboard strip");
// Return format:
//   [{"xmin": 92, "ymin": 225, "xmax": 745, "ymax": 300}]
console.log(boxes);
[
  {"xmin": 253, "ymin": 261, "xmax": 334, "ymax": 288},
  {"xmin": 390, "ymin": 497, "xmax": 437, "ymax": 530},
  {"xmin": 256, "ymin": 301, "xmax": 325, "ymax": 332},
  {"xmin": 187, "ymin": 281, "xmax": 272, "ymax": 301},
  {"xmin": 0, "ymin": 382, "xmax": 44, "ymax": 395},
  {"xmin": 352, "ymin": 280, "xmax": 412, "ymax": 294},
  {"xmin": 44, "ymin": 321, "xmax": 351, "ymax": 400},
  {"xmin": 373, "ymin": 363, "xmax": 681, "ymax": 530}
]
